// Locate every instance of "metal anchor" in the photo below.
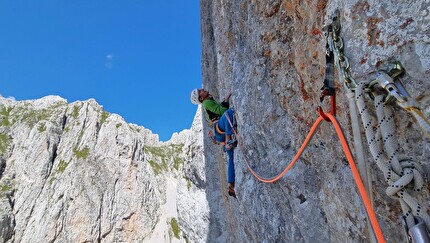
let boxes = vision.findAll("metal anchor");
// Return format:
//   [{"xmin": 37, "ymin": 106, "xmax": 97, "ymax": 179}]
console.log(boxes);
[
  {"xmin": 368, "ymin": 61, "xmax": 412, "ymax": 105},
  {"xmin": 402, "ymin": 216, "xmax": 430, "ymax": 243}
]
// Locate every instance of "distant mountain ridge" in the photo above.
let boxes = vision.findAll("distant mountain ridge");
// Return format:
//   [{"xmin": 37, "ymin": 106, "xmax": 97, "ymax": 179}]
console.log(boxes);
[{"xmin": 0, "ymin": 95, "xmax": 208, "ymax": 242}]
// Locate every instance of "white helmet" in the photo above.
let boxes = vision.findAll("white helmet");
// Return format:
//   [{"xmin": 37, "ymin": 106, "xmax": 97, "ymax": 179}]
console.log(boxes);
[{"xmin": 190, "ymin": 89, "xmax": 201, "ymax": 105}]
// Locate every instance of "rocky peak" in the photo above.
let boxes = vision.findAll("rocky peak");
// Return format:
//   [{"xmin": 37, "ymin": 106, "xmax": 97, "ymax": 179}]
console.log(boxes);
[{"xmin": 0, "ymin": 95, "xmax": 208, "ymax": 242}]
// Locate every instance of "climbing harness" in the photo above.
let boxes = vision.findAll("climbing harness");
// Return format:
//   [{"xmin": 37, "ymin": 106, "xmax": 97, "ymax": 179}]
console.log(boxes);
[
  {"xmin": 207, "ymin": 119, "xmax": 227, "ymax": 145},
  {"xmin": 215, "ymin": 122, "xmax": 225, "ymax": 135}
]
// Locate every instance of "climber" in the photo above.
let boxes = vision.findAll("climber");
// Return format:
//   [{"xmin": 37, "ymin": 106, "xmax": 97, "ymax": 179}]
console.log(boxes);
[{"xmin": 190, "ymin": 88, "xmax": 238, "ymax": 198}]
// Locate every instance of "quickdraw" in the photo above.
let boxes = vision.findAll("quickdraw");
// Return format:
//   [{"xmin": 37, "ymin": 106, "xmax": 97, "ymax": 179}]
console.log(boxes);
[{"xmin": 318, "ymin": 25, "xmax": 336, "ymax": 121}]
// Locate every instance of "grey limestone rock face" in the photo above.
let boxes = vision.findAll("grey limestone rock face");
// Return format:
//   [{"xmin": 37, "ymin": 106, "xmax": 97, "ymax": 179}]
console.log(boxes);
[
  {"xmin": 0, "ymin": 96, "xmax": 208, "ymax": 243},
  {"xmin": 200, "ymin": 0, "xmax": 429, "ymax": 242}
]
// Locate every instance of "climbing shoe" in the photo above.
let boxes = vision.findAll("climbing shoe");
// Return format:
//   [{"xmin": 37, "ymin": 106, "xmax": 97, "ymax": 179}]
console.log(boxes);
[
  {"xmin": 228, "ymin": 187, "xmax": 237, "ymax": 199},
  {"xmin": 226, "ymin": 139, "xmax": 237, "ymax": 150}
]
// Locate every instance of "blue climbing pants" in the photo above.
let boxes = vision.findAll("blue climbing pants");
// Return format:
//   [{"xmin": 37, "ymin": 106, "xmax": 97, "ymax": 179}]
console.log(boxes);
[
  {"xmin": 226, "ymin": 148, "xmax": 235, "ymax": 183},
  {"xmin": 213, "ymin": 108, "xmax": 236, "ymax": 183}
]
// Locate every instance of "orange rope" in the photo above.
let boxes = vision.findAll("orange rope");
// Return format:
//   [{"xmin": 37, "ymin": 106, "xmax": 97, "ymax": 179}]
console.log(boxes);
[
  {"xmin": 232, "ymin": 115, "xmax": 325, "ymax": 183},
  {"xmin": 225, "ymin": 111, "xmax": 386, "ymax": 243}
]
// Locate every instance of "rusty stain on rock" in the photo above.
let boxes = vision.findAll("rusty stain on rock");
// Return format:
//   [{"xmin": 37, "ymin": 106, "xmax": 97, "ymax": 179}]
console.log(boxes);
[
  {"xmin": 352, "ymin": 1, "xmax": 370, "ymax": 19},
  {"xmin": 399, "ymin": 17, "xmax": 414, "ymax": 29},
  {"xmin": 366, "ymin": 17, "xmax": 383, "ymax": 46}
]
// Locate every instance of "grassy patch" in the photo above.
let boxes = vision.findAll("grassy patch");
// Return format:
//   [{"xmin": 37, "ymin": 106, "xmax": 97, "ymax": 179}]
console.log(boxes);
[
  {"xmin": 0, "ymin": 107, "xmax": 12, "ymax": 126},
  {"xmin": 171, "ymin": 143, "xmax": 184, "ymax": 152},
  {"xmin": 72, "ymin": 105, "xmax": 80, "ymax": 119},
  {"xmin": 2, "ymin": 103, "xmax": 67, "ymax": 128},
  {"xmin": 144, "ymin": 146, "xmax": 167, "ymax": 158},
  {"xmin": 0, "ymin": 180, "xmax": 13, "ymax": 198},
  {"xmin": 38, "ymin": 123, "xmax": 46, "ymax": 132},
  {"xmin": 170, "ymin": 218, "xmax": 180, "ymax": 239},
  {"xmin": 148, "ymin": 160, "xmax": 164, "ymax": 176},
  {"xmin": 116, "ymin": 123, "xmax": 122, "ymax": 128},
  {"xmin": 0, "ymin": 107, "xmax": 12, "ymax": 116},
  {"xmin": 100, "ymin": 111, "xmax": 109, "ymax": 125},
  {"xmin": 48, "ymin": 176, "xmax": 56, "ymax": 185},
  {"xmin": 57, "ymin": 159, "xmax": 69, "ymax": 173},
  {"xmin": 144, "ymin": 144, "xmax": 185, "ymax": 174},
  {"xmin": 49, "ymin": 159, "xmax": 70, "ymax": 184},
  {"xmin": 73, "ymin": 146, "xmax": 90, "ymax": 159},
  {"xmin": 173, "ymin": 157, "xmax": 183, "ymax": 171},
  {"xmin": 0, "ymin": 134, "xmax": 11, "ymax": 155},
  {"xmin": 0, "ymin": 184, "xmax": 12, "ymax": 193},
  {"xmin": 13, "ymin": 107, "xmax": 52, "ymax": 128}
]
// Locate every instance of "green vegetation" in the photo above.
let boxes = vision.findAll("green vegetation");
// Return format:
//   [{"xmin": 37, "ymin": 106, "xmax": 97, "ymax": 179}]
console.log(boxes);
[
  {"xmin": 0, "ymin": 134, "xmax": 11, "ymax": 155},
  {"xmin": 57, "ymin": 159, "xmax": 69, "ymax": 173},
  {"xmin": 144, "ymin": 144, "xmax": 185, "ymax": 175},
  {"xmin": 148, "ymin": 160, "xmax": 167, "ymax": 176},
  {"xmin": 0, "ymin": 180, "xmax": 13, "ymax": 198},
  {"xmin": 145, "ymin": 146, "xmax": 168, "ymax": 174},
  {"xmin": 0, "ymin": 184, "xmax": 12, "ymax": 193},
  {"xmin": 49, "ymin": 159, "xmax": 71, "ymax": 185},
  {"xmin": 48, "ymin": 176, "xmax": 56, "ymax": 185},
  {"xmin": 12, "ymin": 106, "xmax": 54, "ymax": 128},
  {"xmin": 0, "ymin": 107, "xmax": 12, "ymax": 126},
  {"xmin": 173, "ymin": 157, "xmax": 184, "ymax": 171},
  {"xmin": 73, "ymin": 146, "xmax": 90, "ymax": 159},
  {"xmin": 170, "ymin": 218, "xmax": 180, "ymax": 239},
  {"xmin": 171, "ymin": 143, "xmax": 184, "ymax": 153},
  {"xmin": 38, "ymin": 123, "xmax": 47, "ymax": 132},
  {"xmin": 144, "ymin": 146, "xmax": 167, "ymax": 158},
  {"xmin": 72, "ymin": 105, "xmax": 80, "ymax": 119},
  {"xmin": 116, "ymin": 123, "xmax": 122, "ymax": 128},
  {"xmin": 0, "ymin": 101, "xmax": 67, "ymax": 129},
  {"xmin": 170, "ymin": 144, "xmax": 184, "ymax": 171},
  {"xmin": 100, "ymin": 111, "xmax": 109, "ymax": 125}
]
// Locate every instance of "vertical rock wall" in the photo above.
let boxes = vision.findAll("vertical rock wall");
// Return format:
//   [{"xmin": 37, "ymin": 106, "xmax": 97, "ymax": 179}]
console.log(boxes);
[{"xmin": 201, "ymin": 0, "xmax": 429, "ymax": 242}]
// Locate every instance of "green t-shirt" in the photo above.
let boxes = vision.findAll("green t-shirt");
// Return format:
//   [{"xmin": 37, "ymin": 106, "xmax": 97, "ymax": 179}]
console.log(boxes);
[{"xmin": 202, "ymin": 97, "xmax": 228, "ymax": 121}]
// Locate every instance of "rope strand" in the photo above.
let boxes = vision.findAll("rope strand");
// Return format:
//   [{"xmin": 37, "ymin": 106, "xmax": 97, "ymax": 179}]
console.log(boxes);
[{"xmin": 225, "ymin": 112, "xmax": 386, "ymax": 243}]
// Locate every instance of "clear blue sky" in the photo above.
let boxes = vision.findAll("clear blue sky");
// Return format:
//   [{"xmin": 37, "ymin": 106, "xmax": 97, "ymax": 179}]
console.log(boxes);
[{"xmin": 0, "ymin": 1, "xmax": 201, "ymax": 141}]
